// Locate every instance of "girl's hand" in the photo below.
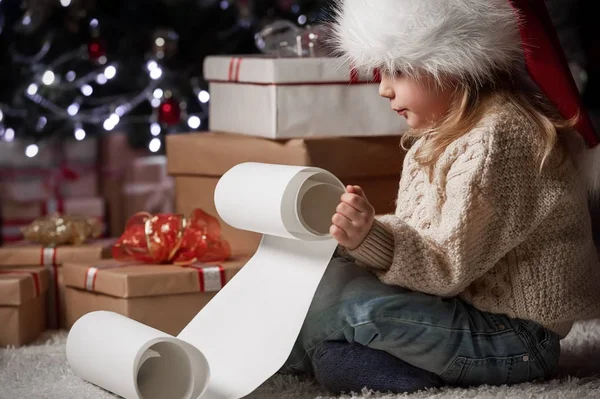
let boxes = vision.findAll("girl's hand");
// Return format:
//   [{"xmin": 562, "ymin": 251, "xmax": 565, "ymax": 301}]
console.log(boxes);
[{"xmin": 330, "ymin": 185, "xmax": 375, "ymax": 250}]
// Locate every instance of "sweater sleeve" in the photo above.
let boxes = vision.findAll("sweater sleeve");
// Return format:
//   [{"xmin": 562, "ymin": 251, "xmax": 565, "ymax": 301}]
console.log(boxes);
[{"xmin": 348, "ymin": 119, "xmax": 567, "ymax": 297}]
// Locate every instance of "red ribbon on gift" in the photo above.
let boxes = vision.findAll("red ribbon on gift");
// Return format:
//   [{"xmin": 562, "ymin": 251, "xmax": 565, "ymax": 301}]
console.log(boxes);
[{"xmin": 112, "ymin": 209, "xmax": 231, "ymax": 264}]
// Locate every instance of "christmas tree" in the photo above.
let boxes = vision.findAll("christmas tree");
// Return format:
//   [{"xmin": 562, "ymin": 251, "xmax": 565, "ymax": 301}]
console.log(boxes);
[{"xmin": 0, "ymin": 0, "xmax": 332, "ymax": 155}]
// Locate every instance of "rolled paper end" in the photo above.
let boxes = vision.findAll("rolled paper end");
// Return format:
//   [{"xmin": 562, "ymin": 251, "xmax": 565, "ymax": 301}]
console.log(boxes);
[{"xmin": 67, "ymin": 311, "xmax": 210, "ymax": 399}]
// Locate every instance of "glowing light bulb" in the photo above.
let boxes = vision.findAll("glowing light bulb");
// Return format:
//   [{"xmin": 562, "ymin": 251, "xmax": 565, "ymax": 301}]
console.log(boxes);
[
  {"xmin": 4, "ymin": 128, "xmax": 15, "ymax": 142},
  {"xmin": 153, "ymin": 88, "xmax": 163, "ymax": 99},
  {"xmin": 25, "ymin": 144, "xmax": 39, "ymax": 158},
  {"xmin": 104, "ymin": 65, "xmax": 117, "ymax": 79},
  {"xmin": 96, "ymin": 74, "xmax": 108, "ymax": 85},
  {"xmin": 67, "ymin": 103, "xmax": 80, "ymax": 116},
  {"xmin": 149, "ymin": 138, "xmax": 161, "ymax": 153},
  {"xmin": 66, "ymin": 71, "xmax": 76, "ymax": 82},
  {"xmin": 42, "ymin": 70, "xmax": 55, "ymax": 85},
  {"xmin": 60, "ymin": 0, "xmax": 71, "ymax": 6},
  {"xmin": 0, "ymin": 109, "xmax": 3, "ymax": 123},
  {"xmin": 150, "ymin": 67, "xmax": 163, "ymax": 80},
  {"xmin": 146, "ymin": 61, "xmax": 158, "ymax": 71},
  {"xmin": 74, "ymin": 127, "xmax": 86, "ymax": 141},
  {"xmin": 197, "ymin": 90, "xmax": 210, "ymax": 103},
  {"xmin": 150, "ymin": 123, "xmax": 161, "ymax": 136},
  {"xmin": 187, "ymin": 116, "xmax": 201, "ymax": 129},
  {"xmin": 27, "ymin": 83, "xmax": 38, "ymax": 96},
  {"xmin": 81, "ymin": 84, "xmax": 93, "ymax": 96}
]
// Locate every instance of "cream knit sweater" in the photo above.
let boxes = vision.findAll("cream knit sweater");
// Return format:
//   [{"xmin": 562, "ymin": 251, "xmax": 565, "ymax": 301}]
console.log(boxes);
[{"xmin": 348, "ymin": 104, "xmax": 600, "ymax": 338}]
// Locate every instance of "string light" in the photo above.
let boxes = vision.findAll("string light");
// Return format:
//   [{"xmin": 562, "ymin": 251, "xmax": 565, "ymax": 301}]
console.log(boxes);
[
  {"xmin": 187, "ymin": 116, "xmax": 201, "ymax": 129},
  {"xmin": 197, "ymin": 90, "xmax": 210, "ymax": 103},
  {"xmin": 67, "ymin": 102, "xmax": 80, "ymax": 116},
  {"xmin": 25, "ymin": 144, "xmax": 39, "ymax": 158},
  {"xmin": 27, "ymin": 83, "xmax": 38, "ymax": 96},
  {"xmin": 90, "ymin": 19, "xmax": 99, "ymax": 28},
  {"xmin": 4, "ymin": 128, "xmax": 15, "ymax": 142},
  {"xmin": 297, "ymin": 15, "xmax": 307, "ymax": 25},
  {"xmin": 81, "ymin": 84, "xmax": 93, "ymax": 96},
  {"xmin": 155, "ymin": 38, "xmax": 165, "ymax": 47},
  {"xmin": 146, "ymin": 61, "xmax": 158, "ymax": 71},
  {"xmin": 220, "ymin": 1, "xmax": 229, "ymax": 10},
  {"xmin": 96, "ymin": 74, "xmax": 108, "ymax": 85},
  {"xmin": 104, "ymin": 65, "xmax": 117, "ymax": 80},
  {"xmin": 150, "ymin": 123, "xmax": 161, "ymax": 136},
  {"xmin": 42, "ymin": 70, "xmax": 55, "ymax": 85},
  {"xmin": 151, "ymin": 98, "xmax": 161, "ymax": 108},
  {"xmin": 149, "ymin": 67, "xmax": 163, "ymax": 80},
  {"xmin": 115, "ymin": 105, "xmax": 127, "ymax": 116},
  {"xmin": 65, "ymin": 71, "xmax": 76, "ymax": 82},
  {"xmin": 74, "ymin": 125, "xmax": 86, "ymax": 141},
  {"xmin": 149, "ymin": 138, "xmax": 161, "ymax": 152},
  {"xmin": 0, "ymin": 108, "xmax": 3, "ymax": 122},
  {"xmin": 22, "ymin": 15, "xmax": 32, "ymax": 26},
  {"xmin": 36, "ymin": 116, "xmax": 47, "ymax": 131},
  {"xmin": 153, "ymin": 88, "xmax": 163, "ymax": 99},
  {"xmin": 60, "ymin": 0, "xmax": 71, "ymax": 6},
  {"xmin": 103, "ymin": 113, "xmax": 120, "ymax": 131}
]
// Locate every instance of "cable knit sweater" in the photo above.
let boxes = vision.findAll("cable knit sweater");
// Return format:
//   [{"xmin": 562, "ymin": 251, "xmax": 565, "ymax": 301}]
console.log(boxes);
[{"xmin": 348, "ymin": 104, "xmax": 600, "ymax": 338}]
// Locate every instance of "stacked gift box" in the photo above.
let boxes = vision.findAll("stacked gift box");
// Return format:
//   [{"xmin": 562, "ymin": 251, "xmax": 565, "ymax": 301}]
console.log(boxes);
[
  {"xmin": 0, "ymin": 138, "xmax": 105, "ymax": 244},
  {"xmin": 0, "ymin": 267, "xmax": 49, "ymax": 347},
  {"xmin": 0, "ymin": 239, "xmax": 114, "ymax": 333},
  {"xmin": 166, "ymin": 55, "xmax": 408, "ymax": 255}
]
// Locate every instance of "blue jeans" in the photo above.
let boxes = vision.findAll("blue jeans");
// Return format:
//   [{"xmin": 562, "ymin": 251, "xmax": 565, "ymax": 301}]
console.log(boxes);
[{"xmin": 281, "ymin": 256, "xmax": 561, "ymax": 387}]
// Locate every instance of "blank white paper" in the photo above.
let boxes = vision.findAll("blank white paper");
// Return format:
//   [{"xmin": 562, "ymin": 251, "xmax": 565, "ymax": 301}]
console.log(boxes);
[{"xmin": 66, "ymin": 162, "xmax": 345, "ymax": 399}]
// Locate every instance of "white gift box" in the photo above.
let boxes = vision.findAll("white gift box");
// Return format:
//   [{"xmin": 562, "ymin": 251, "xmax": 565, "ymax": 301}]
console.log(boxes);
[{"xmin": 204, "ymin": 56, "xmax": 408, "ymax": 139}]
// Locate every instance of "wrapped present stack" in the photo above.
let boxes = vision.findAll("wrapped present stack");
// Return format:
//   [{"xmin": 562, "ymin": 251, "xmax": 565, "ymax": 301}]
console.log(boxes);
[
  {"xmin": 0, "ymin": 267, "xmax": 49, "ymax": 347},
  {"xmin": 63, "ymin": 210, "xmax": 247, "ymax": 335},
  {"xmin": 166, "ymin": 55, "xmax": 408, "ymax": 255},
  {"xmin": 0, "ymin": 138, "xmax": 105, "ymax": 244},
  {"xmin": 0, "ymin": 215, "xmax": 114, "ymax": 331}
]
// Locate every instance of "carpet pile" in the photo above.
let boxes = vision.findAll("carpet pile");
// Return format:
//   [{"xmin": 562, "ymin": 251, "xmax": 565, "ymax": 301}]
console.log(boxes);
[{"xmin": 1, "ymin": 319, "xmax": 599, "ymax": 398}]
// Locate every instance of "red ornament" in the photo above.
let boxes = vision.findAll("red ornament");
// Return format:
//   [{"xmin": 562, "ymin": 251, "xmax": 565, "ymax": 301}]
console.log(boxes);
[
  {"xmin": 88, "ymin": 38, "xmax": 107, "ymax": 62},
  {"xmin": 158, "ymin": 97, "xmax": 181, "ymax": 125}
]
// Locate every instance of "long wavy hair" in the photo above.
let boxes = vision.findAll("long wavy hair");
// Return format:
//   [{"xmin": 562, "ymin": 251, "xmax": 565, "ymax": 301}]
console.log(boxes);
[{"xmin": 401, "ymin": 73, "xmax": 577, "ymax": 177}]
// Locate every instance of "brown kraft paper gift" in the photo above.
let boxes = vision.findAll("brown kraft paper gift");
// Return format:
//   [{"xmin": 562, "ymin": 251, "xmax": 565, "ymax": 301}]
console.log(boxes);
[
  {"xmin": 167, "ymin": 132, "xmax": 405, "ymax": 255},
  {"xmin": 63, "ymin": 256, "xmax": 248, "ymax": 336},
  {"xmin": 0, "ymin": 267, "xmax": 49, "ymax": 347},
  {"xmin": 0, "ymin": 239, "xmax": 114, "ymax": 329}
]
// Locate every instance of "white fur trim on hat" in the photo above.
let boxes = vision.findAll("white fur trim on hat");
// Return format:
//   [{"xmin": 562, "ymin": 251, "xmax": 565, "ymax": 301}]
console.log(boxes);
[{"xmin": 331, "ymin": 0, "xmax": 523, "ymax": 84}]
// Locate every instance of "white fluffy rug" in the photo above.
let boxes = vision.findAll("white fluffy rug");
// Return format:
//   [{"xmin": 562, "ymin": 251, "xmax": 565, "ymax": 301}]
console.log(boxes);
[{"xmin": 1, "ymin": 319, "xmax": 600, "ymax": 399}]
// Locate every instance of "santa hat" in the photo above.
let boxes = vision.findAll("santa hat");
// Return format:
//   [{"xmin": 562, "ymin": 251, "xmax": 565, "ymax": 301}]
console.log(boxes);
[{"xmin": 332, "ymin": 0, "xmax": 600, "ymax": 191}]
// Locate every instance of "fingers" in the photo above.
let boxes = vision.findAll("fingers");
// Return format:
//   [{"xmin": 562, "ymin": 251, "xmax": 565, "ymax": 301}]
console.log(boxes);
[
  {"xmin": 347, "ymin": 185, "xmax": 366, "ymax": 198},
  {"xmin": 340, "ymin": 192, "xmax": 373, "ymax": 214},
  {"xmin": 329, "ymin": 224, "xmax": 349, "ymax": 242},
  {"xmin": 336, "ymin": 202, "xmax": 361, "ymax": 221}
]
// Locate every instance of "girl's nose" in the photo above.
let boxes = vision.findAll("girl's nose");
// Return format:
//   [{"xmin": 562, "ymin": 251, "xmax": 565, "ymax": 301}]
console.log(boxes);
[{"xmin": 379, "ymin": 77, "xmax": 394, "ymax": 99}]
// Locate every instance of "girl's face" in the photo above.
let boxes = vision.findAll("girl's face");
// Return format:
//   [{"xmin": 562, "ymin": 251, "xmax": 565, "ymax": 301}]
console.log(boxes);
[{"xmin": 379, "ymin": 72, "xmax": 455, "ymax": 129}]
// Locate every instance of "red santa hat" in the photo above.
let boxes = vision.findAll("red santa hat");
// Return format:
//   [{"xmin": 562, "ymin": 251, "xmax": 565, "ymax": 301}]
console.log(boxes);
[{"xmin": 332, "ymin": 0, "xmax": 600, "ymax": 189}]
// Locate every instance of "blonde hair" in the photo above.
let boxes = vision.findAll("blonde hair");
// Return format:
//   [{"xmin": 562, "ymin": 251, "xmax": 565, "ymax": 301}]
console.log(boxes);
[{"xmin": 402, "ymin": 74, "xmax": 577, "ymax": 177}]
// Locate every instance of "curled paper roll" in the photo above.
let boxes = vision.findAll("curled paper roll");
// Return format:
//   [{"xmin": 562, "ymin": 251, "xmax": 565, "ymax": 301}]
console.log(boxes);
[
  {"xmin": 214, "ymin": 162, "xmax": 344, "ymax": 239},
  {"xmin": 66, "ymin": 163, "xmax": 345, "ymax": 399}
]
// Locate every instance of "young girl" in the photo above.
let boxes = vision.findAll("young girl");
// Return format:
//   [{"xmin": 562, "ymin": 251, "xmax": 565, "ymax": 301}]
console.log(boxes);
[{"xmin": 281, "ymin": 0, "xmax": 600, "ymax": 393}]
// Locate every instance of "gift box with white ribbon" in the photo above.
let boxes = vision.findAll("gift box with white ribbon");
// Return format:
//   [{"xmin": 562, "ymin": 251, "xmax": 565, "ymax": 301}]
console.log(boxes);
[
  {"xmin": 204, "ymin": 56, "xmax": 408, "ymax": 139},
  {"xmin": 63, "ymin": 256, "xmax": 248, "ymax": 336}
]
